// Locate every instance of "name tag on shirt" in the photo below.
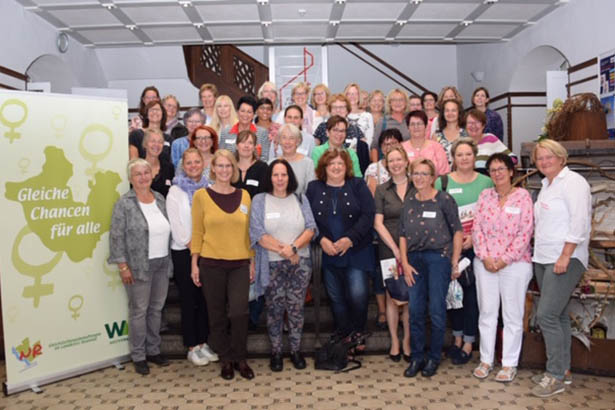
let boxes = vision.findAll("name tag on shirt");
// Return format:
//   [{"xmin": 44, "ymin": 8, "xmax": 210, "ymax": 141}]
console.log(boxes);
[
  {"xmin": 225, "ymin": 138, "xmax": 235, "ymax": 144},
  {"xmin": 540, "ymin": 202, "xmax": 550, "ymax": 210},
  {"xmin": 345, "ymin": 138, "xmax": 353, "ymax": 145},
  {"xmin": 266, "ymin": 212, "xmax": 281, "ymax": 219},
  {"xmin": 246, "ymin": 179, "xmax": 259, "ymax": 187},
  {"xmin": 165, "ymin": 179, "xmax": 171, "ymax": 186},
  {"xmin": 422, "ymin": 211, "xmax": 436, "ymax": 218},
  {"xmin": 448, "ymin": 188, "xmax": 463, "ymax": 194},
  {"xmin": 505, "ymin": 206, "xmax": 520, "ymax": 215},
  {"xmin": 240, "ymin": 204, "xmax": 248, "ymax": 214},
  {"xmin": 164, "ymin": 141, "xmax": 170, "ymax": 147},
  {"xmin": 407, "ymin": 151, "xmax": 415, "ymax": 157}
]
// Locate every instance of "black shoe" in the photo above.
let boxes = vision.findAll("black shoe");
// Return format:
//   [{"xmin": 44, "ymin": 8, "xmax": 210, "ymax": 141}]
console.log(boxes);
[
  {"xmin": 234, "ymin": 360, "xmax": 255, "ymax": 380},
  {"xmin": 446, "ymin": 344, "xmax": 461, "ymax": 359},
  {"xmin": 146, "ymin": 354, "xmax": 170, "ymax": 367},
  {"xmin": 403, "ymin": 360, "xmax": 425, "ymax": 378},
  {"xmin": 403, "ymin": 353, "xmax": 411, "ymax": 363},
  {"xmin": 220, "ymin": 361, "xmax": 234, "ymax": 380},
  {"xmin": 290, "ymin": 351, "xmax": 306, "ymax": 370},
  {"xmin": 421, "ymin": 359, "xmax": 439, "ymax": 377},
  {"xmin": 452, "ymin": 350, "xmax": 472, "ymax": 365},
  {"xmin": 270, "ymin": 353, "xmax": 283, "ymax": 372},
  {"xmin": 133, "ymin": 360, "xmax": 150, "ymax": 375},
  {"xmin": 389, "ymin": 352, "xmax": 401, "ymax": 362}
]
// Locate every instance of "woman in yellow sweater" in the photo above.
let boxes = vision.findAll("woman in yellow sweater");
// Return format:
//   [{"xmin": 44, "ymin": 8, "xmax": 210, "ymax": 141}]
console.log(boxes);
[{"xmin": 190, "ymin": 149, "xmax": 255, "ymax": 380}]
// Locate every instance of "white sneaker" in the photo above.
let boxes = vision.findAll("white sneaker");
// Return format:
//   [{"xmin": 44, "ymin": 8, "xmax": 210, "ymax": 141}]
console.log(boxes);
[
  {"xmin": 200, "ymin": 343, "xmax": 219, "ymax": 362},
  {"xmin": 187, "ymin": 349, "xmax": 209, "ymax": 366}
]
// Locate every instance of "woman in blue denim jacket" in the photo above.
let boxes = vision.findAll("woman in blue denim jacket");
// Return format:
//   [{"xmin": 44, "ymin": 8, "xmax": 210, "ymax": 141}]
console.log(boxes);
[
  {"xmin": 108, "ymin": 158, "xmax": 173, "ymax": 376},
  {"xmin": 306, "ymin": 149, "xmax": 375, "ymax": 348}
]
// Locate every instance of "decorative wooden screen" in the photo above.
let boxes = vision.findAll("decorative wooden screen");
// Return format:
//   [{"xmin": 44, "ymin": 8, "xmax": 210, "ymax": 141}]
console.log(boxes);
[
  {"xmin": 200, "ymin": 45, "xmax": 222, "ymax": 77},
  {"xmin": 232, "ymin": 56, "xmax": 255, "ymax": 95}
]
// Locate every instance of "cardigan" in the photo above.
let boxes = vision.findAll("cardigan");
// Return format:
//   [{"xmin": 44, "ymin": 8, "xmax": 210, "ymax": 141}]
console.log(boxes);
[
  {"xmin": 306, "ymin": 177, "xmax": 375, "ymax": 252},
  {"xmin": 108, "ymin": 189, "xmax": 173, "ymax": 280},
  {"xmin": 249, "ymin": 192, "xmax": 318, "ymax": 298}
]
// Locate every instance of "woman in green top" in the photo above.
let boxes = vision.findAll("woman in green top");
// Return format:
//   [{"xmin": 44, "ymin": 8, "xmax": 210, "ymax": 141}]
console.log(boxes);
[{"xmin": 435, "ymin": 138, "xmax": 493, "ymax": 365}]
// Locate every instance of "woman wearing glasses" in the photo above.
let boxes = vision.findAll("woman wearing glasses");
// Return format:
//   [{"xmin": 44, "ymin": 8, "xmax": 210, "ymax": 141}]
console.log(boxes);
[{"xmin": 400, "ymin": 158, "xmax": 462, "ymax": 378}]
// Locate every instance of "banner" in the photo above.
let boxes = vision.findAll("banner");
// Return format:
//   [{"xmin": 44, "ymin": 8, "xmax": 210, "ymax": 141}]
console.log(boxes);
[
  {"xmin": 599, "ymin": 49, "xmax": 615, "ymax": 139},
  {"xmin": 0, "ymin": 90, "xmax": 130, "ymax": 394}
]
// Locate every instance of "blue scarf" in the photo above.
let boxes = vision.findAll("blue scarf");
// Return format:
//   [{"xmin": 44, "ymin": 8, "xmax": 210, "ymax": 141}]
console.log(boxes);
[{"xmin": 172, "ymin": 173, "xmax": 208, "ymax": 205}]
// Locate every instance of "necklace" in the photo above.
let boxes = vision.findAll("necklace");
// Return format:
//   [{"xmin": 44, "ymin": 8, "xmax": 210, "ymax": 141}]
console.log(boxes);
[{"xmin": 497, "ymin": 186, "xmax": 514, "ymax": 199}]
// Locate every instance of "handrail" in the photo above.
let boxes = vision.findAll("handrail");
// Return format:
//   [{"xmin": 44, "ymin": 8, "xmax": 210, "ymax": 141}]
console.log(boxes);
[
  {"xmin": 335, "ymin": 43, "xmax": 420, "ymax": 96},
  {"xmin": 350, "ymin": 43, "xmax": 430, "ymax": 94},
  {"xmin": 568, "ymin": 57, "xmax": 597, "ymax": 74},
  {"xmin": 0, "ymin": 65, "xmax": 28, "ymax": 90}
]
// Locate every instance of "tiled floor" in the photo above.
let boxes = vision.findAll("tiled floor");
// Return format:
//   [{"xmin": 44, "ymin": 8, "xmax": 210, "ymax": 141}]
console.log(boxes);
[{"xmin": 2, "ymin": 356, "xmax": 615, "ymax": 409}]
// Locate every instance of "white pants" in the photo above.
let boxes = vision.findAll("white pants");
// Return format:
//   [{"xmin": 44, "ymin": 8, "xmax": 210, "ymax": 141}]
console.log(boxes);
[{"xmin": 474, "ymin": 259, "xmax": 532, "ymax": 367}]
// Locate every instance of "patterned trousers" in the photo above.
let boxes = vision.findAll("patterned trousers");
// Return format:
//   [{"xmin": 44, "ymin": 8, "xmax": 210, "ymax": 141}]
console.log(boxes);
[{"xmin": 265, "ymin": 257, "xmax": 312, "ymax": 354}]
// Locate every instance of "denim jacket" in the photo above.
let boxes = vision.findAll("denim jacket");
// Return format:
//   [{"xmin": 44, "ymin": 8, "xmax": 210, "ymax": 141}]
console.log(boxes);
[{"xmin": 108, "ymin": 189, "xmax": 173, "ymax": 281}]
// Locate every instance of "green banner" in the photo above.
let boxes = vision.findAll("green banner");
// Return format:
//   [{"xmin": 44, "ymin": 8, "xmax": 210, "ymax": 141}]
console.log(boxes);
[{"xmin": 0, "ymin": 90, "xmax": 130, "ymax": 394}]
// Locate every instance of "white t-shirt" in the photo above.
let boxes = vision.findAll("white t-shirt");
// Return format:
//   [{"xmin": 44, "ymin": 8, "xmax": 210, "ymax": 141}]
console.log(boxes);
[{"xmin": 139, "ymin": 201, "xmax": 171, "ymax": 258}]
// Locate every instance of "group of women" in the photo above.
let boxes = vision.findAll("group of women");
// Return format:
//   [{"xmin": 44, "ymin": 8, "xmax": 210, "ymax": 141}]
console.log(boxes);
[{"xmin": 110, "ymin": 82, "xmax": 591, "ymax": 399}]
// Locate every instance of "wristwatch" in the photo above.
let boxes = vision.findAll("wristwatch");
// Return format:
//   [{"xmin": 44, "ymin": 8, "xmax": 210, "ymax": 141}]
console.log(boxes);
[{"xmin": 291, "ymin": 244, "xmax": 298, "ymax": 255}]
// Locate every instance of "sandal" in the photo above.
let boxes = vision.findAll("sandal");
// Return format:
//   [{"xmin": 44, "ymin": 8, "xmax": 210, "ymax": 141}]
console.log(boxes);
[
  {"xmin": 495, "ymin": 367, "xmax": 517, "ymax": 383},
  {"xmin": 473, "ymin": 362, "xmax": 492, "ymax": 379}
]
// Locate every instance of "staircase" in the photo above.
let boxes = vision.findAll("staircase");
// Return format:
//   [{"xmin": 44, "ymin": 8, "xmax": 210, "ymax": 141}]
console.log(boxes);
[{"xmin": 183, "ymin": 45, "xmax": 269, "ymax": 102}]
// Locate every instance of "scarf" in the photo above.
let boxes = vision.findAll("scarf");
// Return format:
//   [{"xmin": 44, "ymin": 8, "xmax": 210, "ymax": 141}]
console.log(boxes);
[{"xmin": 172, "ymin": 173, "xmax": 208, "ymax": 205}]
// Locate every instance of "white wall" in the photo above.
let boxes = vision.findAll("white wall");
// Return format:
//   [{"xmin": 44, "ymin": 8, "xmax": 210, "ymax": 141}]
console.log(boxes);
[
  {"xmin": 326, "ymin": 43, "xmax": 457, "ymax": 96},
  {"xmin": 1, "ymin": 0, "xmax": 107, "ymax": 91}
]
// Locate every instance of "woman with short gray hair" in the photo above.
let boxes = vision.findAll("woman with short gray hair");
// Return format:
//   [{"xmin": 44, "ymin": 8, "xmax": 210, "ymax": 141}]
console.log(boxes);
[
  {"xmin": 108, "ymin": 158, "xmax": 172, "ymax": 376},
  {"xmin": 270, "ymin": 123, "xmax": 315, "ymax": 195}
]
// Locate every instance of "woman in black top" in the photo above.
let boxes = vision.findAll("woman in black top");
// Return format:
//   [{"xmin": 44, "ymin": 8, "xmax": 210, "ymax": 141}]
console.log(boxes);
[
  {"xmin": 233, "ymin": 130, "xmax": 268, "ymax": 199},
  {"xmin": 143, "ymin": 129, "xmax": 174, "ymax": 198},
  {"xmin": 130, "ymin": 100, "xmax": 171, "ymax": 162}
]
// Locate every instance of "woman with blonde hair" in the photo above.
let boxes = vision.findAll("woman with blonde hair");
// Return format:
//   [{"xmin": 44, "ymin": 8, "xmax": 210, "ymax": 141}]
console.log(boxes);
[
  {"xmin": 191, "ymin": 149, "xmax": 255, "ymax": 380},
  {"xmin": 290, "ymin": 82, "xmax": 315, "ymax": 134},
  {"xmin": 258, "ymin": 81, "xmax": 282, "ymax": 122},
  {"xmin": 311, "ymin": 83, "xmax": 331, "ymax": 130},
  {"xmin": 371, "ymin": 88, "xmax": 410, "ymax": 162},
  {"xmin": 367, "ymin": 90, "xmax": 386, "ymax": 127},
  {"xmin": 345, "ymin": 83, "xmax": 374, "ymax": 147},
  {"xmin": 199, "ymin": 83, "xmax": 218, "ymax": 124},
  {"xmin": 210, "ymin": 95, "xmax": 238, "ymax": 136}
]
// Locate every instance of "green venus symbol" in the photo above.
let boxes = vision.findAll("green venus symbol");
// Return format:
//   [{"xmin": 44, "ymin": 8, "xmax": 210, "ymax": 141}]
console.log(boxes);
[
  {"xmin": 11, "ymin": 225, "xmax": 62, "ymax": 307},
  {"xmin": 0, "ymin": 98, "xmax": 28, "ymax": 143}
]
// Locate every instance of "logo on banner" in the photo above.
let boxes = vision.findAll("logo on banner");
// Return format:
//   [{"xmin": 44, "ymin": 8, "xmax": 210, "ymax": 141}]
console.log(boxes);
[
  {"xmin": 11, "ymin": 337, "xmax": 43, "ymax": 371},
  {"xmin": 105, "ymin": 320, "xmax": 129, "ymax": 343}
]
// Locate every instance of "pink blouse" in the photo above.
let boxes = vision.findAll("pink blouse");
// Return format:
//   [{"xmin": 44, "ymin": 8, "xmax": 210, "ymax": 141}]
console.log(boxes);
[
  {"xmin": 472, "ymin": 187, "xmax": 533, "ymax": 264},
  {"xmin": 401, "ymin": 139, "xmax": 450, "ymax": 177}
]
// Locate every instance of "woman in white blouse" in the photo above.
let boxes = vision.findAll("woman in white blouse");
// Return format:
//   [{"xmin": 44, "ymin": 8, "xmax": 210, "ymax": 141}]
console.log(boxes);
[
  {"xmin": 530, "ymin": 139, "xmax": 592, "ymax": 398},
  {"xmin": 166, "ymin": 148, "xmax": 219, "ymax": 367},
  {"xmin": 345, "ymin": 83, "xmax": 374, "ymax": 147}
]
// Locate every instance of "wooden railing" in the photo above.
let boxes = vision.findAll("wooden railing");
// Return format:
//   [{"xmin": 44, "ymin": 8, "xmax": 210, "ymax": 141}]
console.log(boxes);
[
  {"xmin": 567, "ymin": 57, "xmax": 598, "ymax": 96},
  {"xmin": 0, "ymin": 65, "xmax": 28, "ymax": 90},
  {"xmin": 183, "ymin": 45, "xmax": 269, "ymax": 103},
  {"xmin": 489, "ymin": 91, "xmax": 547, "ymax": 149}
]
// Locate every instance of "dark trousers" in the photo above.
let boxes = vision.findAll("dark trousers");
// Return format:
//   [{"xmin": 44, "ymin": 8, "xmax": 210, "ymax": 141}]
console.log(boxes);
[
  {"xmin": 449, "ymin": 249, "xmax": 478, "ymax": 343},
  {"xmin": 407, "ymin": 249, "xmax": 451, "ymax": 364},
  {"xmin": 172, "ymin": 249, "xmax": 209, "ymax": 348},
  {"xmin": 199, "ymin": 259, "xmax": 250, "ymax": 362},
  {"xmin": 323, "ymin": 265, "xmax": 369, "ymax": 337}
]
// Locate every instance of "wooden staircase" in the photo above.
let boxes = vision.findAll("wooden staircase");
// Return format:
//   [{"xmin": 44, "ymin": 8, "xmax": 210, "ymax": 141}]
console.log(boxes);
[{"xmin": 183, "ymin": 45, "xmax": 269, "ymax": 102}]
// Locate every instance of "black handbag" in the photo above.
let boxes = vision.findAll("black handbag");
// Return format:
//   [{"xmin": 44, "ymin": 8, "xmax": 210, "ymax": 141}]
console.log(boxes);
[{"xmin": 314, "ymin": 332, "xmax": 364, "ymax": 372}]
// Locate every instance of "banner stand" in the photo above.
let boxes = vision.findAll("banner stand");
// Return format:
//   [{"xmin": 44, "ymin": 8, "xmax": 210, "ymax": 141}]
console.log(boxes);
[{"xmin": 3, "ymin": 355, "xmax": 130, "ymax": 395}]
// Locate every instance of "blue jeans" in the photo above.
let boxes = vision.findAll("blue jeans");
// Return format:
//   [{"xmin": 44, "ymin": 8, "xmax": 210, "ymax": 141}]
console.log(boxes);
[
  {"xmin": 407, "ymin": 249, "xmax": 451, "ymax": 364},
  {"xmin": 323, "ymin": 265, "xmax": 369, "ymax": 337}
]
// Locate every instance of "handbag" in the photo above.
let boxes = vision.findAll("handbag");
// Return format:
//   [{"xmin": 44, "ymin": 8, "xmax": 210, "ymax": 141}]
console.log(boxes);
[{"xmin": 446, "ymin": 279, "xmax": 464, "ymax": 310}]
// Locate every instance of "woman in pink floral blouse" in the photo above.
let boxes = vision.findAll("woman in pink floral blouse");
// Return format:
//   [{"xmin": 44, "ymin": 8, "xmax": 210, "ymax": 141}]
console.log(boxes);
[{"xmin": 471, "ymin": 153, "xmax": 533, "ymax": 383}]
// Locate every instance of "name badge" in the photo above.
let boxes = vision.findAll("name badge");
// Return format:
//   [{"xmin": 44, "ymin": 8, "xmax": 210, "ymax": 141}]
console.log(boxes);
[
  {"xmin": 164, "ymin": 141, "xmax": 170, "ymax": 147},
  {"xmin": 407, "ymin": 151, "xmax": 415, "ymax": 157},
  {"xmin": 422, "ymin": 211, "xmax": 436, "ymax": 218},
  {"xmin": 345, "ymin": 138, "xmax": 353, "ymax": 145},
  {"xmin": 266, "ymin": 212, "xmax": 281, "ymax": 219},
  {"xmin": 448, "ymin": 188, "xmax": 463, "ymax": 194},
  {"xmin": 540, "ymin": 202, "xmax": 550, "ymax": 210},
  {"xmin": 246, "ymin": 179, "xmax": 259, "ymax": 187},
  {"xmin": 240, "ymin": 204, "xmax": 248, "ymax": 214},
  {"xmin": 225, "ymin": 138, "xmax": 235, "ymax": 144},
  {"xmin": 165, "ymin": 179, "xmax": 171, "ymax": 186},
  {"xmin": 505, "ymin": 206, "xmax": 520, "ymax": 215}
]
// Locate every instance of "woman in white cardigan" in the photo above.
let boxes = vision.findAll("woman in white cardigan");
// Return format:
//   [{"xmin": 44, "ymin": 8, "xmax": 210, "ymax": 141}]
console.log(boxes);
[{"xmin": 166, "ymin": 148, "xmax": 219, "ymax": 366}]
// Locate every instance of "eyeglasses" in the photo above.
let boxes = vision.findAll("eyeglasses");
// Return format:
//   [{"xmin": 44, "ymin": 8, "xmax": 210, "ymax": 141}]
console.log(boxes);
[
  {"xmin": 194, "ymin": 136, "xmax": 212, "ymax": 141},
  {"xmin": 466, "ymin": 120, "xmax": 482, "ymax": 127},
  {"xmin": 408, "ymin": 122, "xmax": 425, "ymax": 128},
  {"xmin": 412, "ymin": 172, "xmax": 432, "ymax": 177},
  {"xmin": 488, "ymin": 167, "xmax": 508, "ymax": 174},
  {"xmin": 214, "ymin": 163, "xmax": 233, "ymax": 169},
  {"xmin": 390, "ymin": 98, "xmax": 405, "ymax": 103},
  {"xmin": 330, "ymin": 127, "xmax": 346, "ymax": 134},
  {"xmin": 186, "ymin": 120, "xmax": 202, "ymax": 125},
  {"xmin": 148, "ymin": 107, "xmax": 162, "ymax": 113}
]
